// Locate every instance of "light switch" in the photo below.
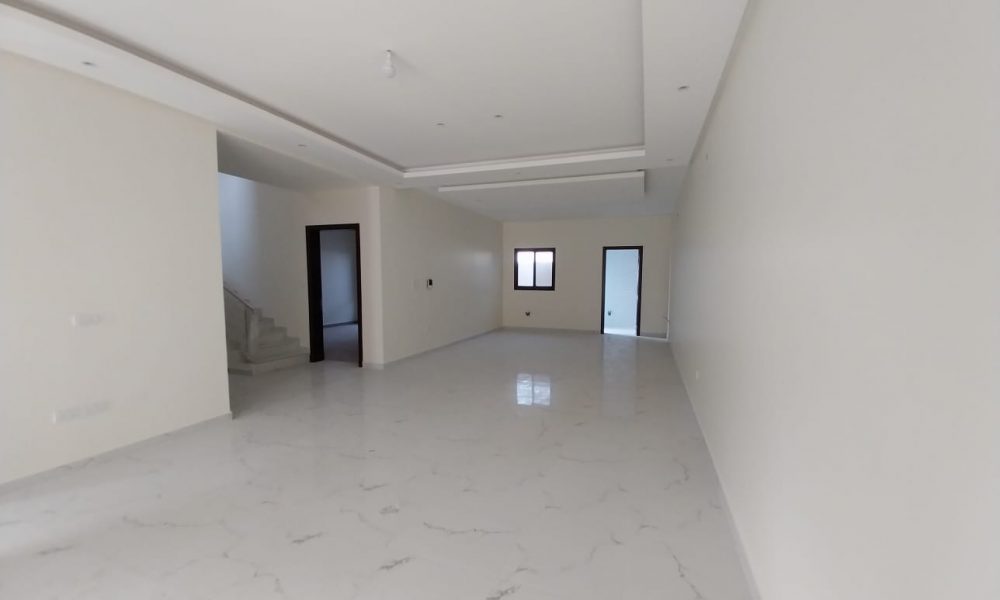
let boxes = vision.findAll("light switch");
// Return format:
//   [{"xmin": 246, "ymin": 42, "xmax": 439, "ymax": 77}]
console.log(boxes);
[{"xmin": 70, "ymin": 313, "xmax": 103, "ymax": 327}]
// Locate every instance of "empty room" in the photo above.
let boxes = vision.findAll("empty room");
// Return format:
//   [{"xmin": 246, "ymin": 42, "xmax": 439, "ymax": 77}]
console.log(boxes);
[{"xmin": 0, "ymin": 1, "xmax": 996, "ymax": 599}]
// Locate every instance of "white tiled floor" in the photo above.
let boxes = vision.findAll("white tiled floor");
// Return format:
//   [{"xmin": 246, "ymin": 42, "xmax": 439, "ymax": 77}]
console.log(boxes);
[
  {"xmin": 0, "ymin": 330, "xmax": 751, "ymax": 600},
  {"xmin": 323, "ymin": 323, "xmax": 360, "ymax": 364},
  {"xmin": 602, "ymin": 327, "xmax": 637, "ymax": 336}
]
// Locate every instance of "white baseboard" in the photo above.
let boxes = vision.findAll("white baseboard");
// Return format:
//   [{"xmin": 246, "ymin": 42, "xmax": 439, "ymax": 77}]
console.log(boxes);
[
  {"xmin": 0, "ymin": 412, "xmax": 233, "ymax": 492},
  {"xmin": 373, "ymin": 328, "xmax": 502, "ymax": 368},
  {"xmin": 501, "ymin": 326, "xmax": 598, "ymax": 334},
  {"xmin": 672, "ymin": 347, "xmax": 763, "ymax": 600},
  {"xmin": 713, "ymin": 475, "xmax": 763, "ymax": 600},
  {"xmin": 502, "ymin": 326, "xmax": 669, "ymax": 340}
]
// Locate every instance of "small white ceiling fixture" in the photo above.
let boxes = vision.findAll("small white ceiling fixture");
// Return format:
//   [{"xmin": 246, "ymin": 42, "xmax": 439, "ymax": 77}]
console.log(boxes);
[{"xmin": 381, "ymin": 49, "xmax": 396, "ymax": 78}]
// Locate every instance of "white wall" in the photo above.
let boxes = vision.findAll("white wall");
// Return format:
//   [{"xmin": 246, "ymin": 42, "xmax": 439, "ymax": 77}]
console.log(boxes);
[
  {"xmin": 669, "ymin": 2, "xmax": 1000, "ymax": 599},
  {"xmin": 218, "ymin": 175, "xmax": 311, "ymax": 342},
  {"xmin": 218, "ymin": 181, "xmax": 501, "ymax": 366},
  {"xmin": 503, "ymin": 216, "xmax": 671, "ymax": 335},
  {"xmin": 304, "ymin": 187, "xmax": 384, "ymax": 365},
  {"xmin": 0, "ymin": 53, "xmax": 230, "ymax": 485},
  {"xmin": 379, "ymin": 188, "xmax": 502, "ymax": 363},
  {"xmin": 319, "ymin": 229, "xmax": 357, "ymax": 325},
  {"xmin": 217, "ymin": 174, "xmax": 384, "ymax": 364}
]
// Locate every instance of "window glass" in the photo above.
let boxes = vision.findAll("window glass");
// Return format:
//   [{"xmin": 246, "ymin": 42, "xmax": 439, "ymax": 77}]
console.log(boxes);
[
  {"xmin": 516, "ymin": 251, "xmax": 535, "ymax": 287},
  {"xmin": 535, "ymin": 251, "xmax": 553, "ymax": 287}
]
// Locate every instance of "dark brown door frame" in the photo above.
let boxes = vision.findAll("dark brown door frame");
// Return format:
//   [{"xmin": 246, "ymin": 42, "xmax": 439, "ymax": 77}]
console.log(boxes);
[
  {"xmin": 305, "ymin": 224, "xmax": 363, "ymax": 366},
  {"xmin": 600, "ymin": 246, "xmax": 644, "ymax": 337}
]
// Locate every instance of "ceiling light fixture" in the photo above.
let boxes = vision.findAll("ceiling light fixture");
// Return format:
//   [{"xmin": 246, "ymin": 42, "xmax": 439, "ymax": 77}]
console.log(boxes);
[
  {"xmin": 81, "ymin": 60, "xmax": 96, "ymax": 67},
  {"xmin": 435, "ymin": 122, "xmax": 446, "ymax": 127},
  {"xmin": 677, "ymin": 85, "xmax": 689, "ymax": 91},
  {"xmin": 382, "ymin": 50, "xmax": 397, "ymax": 78},
  {"xmin": 493, "ymin": 114, "xmax": 504, "ymax": 119},
  {"xmin": 297, "ymin": 143, "xmax": 307, "ymax": 147}
]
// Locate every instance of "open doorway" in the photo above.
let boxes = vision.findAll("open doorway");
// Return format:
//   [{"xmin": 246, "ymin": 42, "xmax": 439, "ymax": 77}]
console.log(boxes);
[
  {"xmin": 601, "ymin": 246, "xmax": 643, "ymax": 336},
  {"xmin": 305, "ymin": 224, "xmax": 362, "ymax": 366}
]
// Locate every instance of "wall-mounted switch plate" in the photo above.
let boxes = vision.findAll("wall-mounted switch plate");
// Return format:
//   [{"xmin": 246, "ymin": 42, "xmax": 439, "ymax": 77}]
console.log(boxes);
[
  {"xmin": 52, "ymin": 400, "xmax": 112, "ymax": 423},
  {"xmin": 70, "ymin": 313, "xmax": 103, "ymax": 327}
]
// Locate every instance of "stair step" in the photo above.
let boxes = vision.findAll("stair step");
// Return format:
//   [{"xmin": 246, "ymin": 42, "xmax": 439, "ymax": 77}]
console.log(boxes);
[
  {"xmin": 257, "ymin": 334, "xmax": 296, "ymax": 350},
  {"xmin": 223, "ymin": 299, "xmax": 309, "ymax": 375},
  {"xmin": 229, "ymin": 352, "xmax": 309, "ymax": 375},
  {"xmin": 248, "ymin": 342, "xmax": 308, "ymax": 363},
  {"xmin": 257, "ymin": 326, "xmax": 287, "ymax": 345}
]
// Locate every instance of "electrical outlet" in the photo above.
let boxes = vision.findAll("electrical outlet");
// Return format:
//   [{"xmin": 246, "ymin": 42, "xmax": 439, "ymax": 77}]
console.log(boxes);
[
  {"xmin": 70, "ymin": 313, "xmax": 103, "ymax": 327},
  {"xmin": 52, "ymin": 400, "xmax": 112, "ymax": 423}
]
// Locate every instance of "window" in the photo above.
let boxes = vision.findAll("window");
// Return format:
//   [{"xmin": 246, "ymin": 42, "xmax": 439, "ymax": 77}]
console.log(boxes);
[{"xmin": 514, "ymin": 248, "xmax": 555, "ymax": 290}]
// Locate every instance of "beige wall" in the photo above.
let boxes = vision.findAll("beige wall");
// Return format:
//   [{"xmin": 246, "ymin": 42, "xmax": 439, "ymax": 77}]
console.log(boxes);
[
  {"xmin": 305, "ymin": 187, "xmax": 384, "ymax": 365},
  {"xmin": 379, "ymin": 188, "xmax": 502, "ymax": 363},
  {"xmin": 218, "ymin": 181, "xmax": 500, "ymax": 366},
  {"xmin": 0, "ymin": 53, "xmax": 231, "ymax": 485},
  {"xmin": 502, "ymin": 216, "xmax": 671, "ymax": 335},
  {"xmin": 217, "ymin": 175, "xmax": 384, "ymax": 364},
  {"xmin": 669, "ymin": 2, "xmax": 999, "ymax": 599}
]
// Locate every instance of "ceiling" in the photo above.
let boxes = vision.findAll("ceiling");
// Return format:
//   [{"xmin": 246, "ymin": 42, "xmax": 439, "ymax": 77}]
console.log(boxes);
[
  {"xmin": 0, "ymin": 0, "xmax": 747, "ymax": 220},
  {"xmin": 217, "ymin": 133, "xmax": 357, "ymax": 192},
  {"xmin": 440, "ymin": 167, "xmax": 687, "ymax": 221}
]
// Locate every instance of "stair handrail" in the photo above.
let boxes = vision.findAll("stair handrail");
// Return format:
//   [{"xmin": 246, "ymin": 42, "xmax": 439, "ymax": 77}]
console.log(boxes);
[
  {"xmin": 222, "ymin": 285, "xmax": 262, "ymax": 359},
  {"xmin": 223, "ymin": 285, "xmax": 256, "ymax": 311}
]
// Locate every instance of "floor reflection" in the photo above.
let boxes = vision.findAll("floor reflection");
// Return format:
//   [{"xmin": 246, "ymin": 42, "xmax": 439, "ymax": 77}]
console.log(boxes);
[
  {"xmin": 601, "ymin": 336, "xmax": 638, "ymax": 417},
  {"xmin": 516, "ymin": 372, "xmax": 551, "ymax": 406}
]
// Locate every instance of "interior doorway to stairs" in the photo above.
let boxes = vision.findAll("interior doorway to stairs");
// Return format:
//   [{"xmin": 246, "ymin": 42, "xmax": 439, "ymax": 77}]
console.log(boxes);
[{"xmin": 305, "ymin": 224, "xmax": 362, "ymax": 366}]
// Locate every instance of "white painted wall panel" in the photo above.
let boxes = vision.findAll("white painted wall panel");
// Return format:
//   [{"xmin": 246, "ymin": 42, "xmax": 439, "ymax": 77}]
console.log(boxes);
[
  {"xmin": 669, "ymin": 1, "xmax": 1000, "ymax": 598},
  {"xmin": 0, "ymin": 52, "xmax": 230, "ymax": 484},
  {"xmin": 503, "ymin": 216, "xmax": 671, "ymax": 336}
]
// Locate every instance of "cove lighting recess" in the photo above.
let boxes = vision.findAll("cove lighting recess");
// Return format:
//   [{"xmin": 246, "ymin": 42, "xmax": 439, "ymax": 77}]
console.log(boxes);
[{"xmin": 437, "ymin": 171, "xmax": 644, "ymax": 193}]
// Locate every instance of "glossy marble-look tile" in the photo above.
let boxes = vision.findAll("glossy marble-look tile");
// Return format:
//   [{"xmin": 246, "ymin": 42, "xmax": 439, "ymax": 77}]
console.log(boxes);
[{"xmin": 0, "ymin": 330, "xmax": 751, "ymax": 599}]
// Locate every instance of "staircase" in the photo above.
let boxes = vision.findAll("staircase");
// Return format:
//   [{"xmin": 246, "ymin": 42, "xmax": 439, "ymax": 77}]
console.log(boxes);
[{"xmin": 223, "ymin": 287, "xmax": 309, "ymax": 375}]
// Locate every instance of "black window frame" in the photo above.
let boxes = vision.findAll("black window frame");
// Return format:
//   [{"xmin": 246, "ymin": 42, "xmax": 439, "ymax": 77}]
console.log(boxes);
[{"xmin": 514, "ymin": 247, "xmax": 556, "ymax": 291}]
